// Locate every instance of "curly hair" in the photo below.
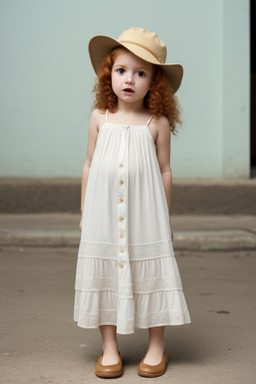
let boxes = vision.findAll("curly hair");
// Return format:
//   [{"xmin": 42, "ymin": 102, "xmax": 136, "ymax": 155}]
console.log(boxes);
[{"xmin": 92, "ymin": 47, "xmax": 182, "ymax": 134}]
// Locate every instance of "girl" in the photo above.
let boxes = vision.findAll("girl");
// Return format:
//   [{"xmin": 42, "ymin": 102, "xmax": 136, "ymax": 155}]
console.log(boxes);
[{"xmin": 74, "ymin": 27, "xmax": 191, "ymax": 378}]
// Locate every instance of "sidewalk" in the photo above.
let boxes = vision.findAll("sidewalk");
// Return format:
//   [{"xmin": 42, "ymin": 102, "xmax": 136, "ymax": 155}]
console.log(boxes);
[
  {"xmin": 0, "ymin": 213, "xmax": 256, "ymax": 250},
  {"xmin": 1, "ymin": 241, "xmax": 256, "ymax": 383},
  {"xmin": 1, "ymin": 184, "xmax": 256, "ymax": 383}
]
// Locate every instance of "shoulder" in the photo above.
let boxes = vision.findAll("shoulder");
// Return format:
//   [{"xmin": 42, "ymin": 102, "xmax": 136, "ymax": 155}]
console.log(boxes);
[
  {"xmin": 151, "ymin": 115, "xmax": 170, "ymax": 142},
  {"xmin": 90, "ymin": 108, "xmax": 107, "ymax": 132},
  {"xmin": 90, "ymin": 108, "xmax": 106, "ymax": 123},
  {"xmin": 153, "ymin": 115, "xmax": 170, "ymax": 129}
]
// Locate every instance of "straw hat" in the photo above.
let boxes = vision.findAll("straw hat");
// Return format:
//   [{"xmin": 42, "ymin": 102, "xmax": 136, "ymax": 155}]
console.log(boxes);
[{"xmin": 88, "ymin": 27, "xmax": 183, "ymax": 94}]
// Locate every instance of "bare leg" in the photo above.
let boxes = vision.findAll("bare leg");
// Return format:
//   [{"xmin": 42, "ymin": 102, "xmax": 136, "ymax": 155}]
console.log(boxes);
[
  {"xmin": 143, "ymin": 326, "xmax": 165, "ymax": 365},
  {"xmin": 99, "ymin": 325, "xmax": 120, "ymax": 365}
]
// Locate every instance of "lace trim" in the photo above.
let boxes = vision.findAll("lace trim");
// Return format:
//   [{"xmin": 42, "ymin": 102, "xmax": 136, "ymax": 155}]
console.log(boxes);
[
  {"xmin": 78, "ymin": 241, "xmax": 118, "ymax": 260},
  {"xmin": 135, "ymin": 309, "xmax": 191, "ymax": 328},
  {"xmin": 74, "ymin": 308, "xmax": 117, "ymax": 326},
  {"xmin": 133, "ymin": 276, "xmax": 182, "ymax": 292},
  {"xmin": 75, "ymin": 276, "xmax": 118, "ymax": 291},
  {"xmin": 74, "ymin": 308, "xmax": 191, "ymax": 333},
  {"xmin": 78, "ymin": 239, "xmax": 174, "ymax": 260},
  {"xmin": 75, "ymin": 275, "xmax": 182, "ymax": 293}
]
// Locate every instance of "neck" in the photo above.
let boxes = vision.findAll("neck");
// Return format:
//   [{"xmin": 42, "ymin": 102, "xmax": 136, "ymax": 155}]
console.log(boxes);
[{"xmin": 116, "ymin": 99, "xmax": 146, "ymax": 114}]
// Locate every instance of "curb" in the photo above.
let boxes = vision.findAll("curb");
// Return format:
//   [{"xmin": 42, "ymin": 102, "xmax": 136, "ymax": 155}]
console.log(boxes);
[
  {"xmin": 1, "ymin": 178, "xmax": 256, "ymax": 215},
  {"xmin": 174, "ymin": 230, "xmax": 256, "ymax": 251},
  {"xmin": 0, "ymin": 229, "xmax": 255, "ymax": 251}
]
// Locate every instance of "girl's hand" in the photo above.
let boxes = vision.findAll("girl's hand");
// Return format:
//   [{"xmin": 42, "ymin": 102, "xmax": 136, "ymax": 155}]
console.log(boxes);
[{"xmin": 169, "ymin": 216, "xmax": 174, "ymax": 242}]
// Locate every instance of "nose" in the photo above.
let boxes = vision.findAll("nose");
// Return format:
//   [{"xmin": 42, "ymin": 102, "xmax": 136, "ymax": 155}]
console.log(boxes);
[{"xmin": 125, "ymin": 72, "xmax": 135, "ymax": 84}]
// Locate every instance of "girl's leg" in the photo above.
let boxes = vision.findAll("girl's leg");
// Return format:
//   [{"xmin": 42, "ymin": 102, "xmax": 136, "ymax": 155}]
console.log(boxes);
[
  {"xmin": 143, "ymin": 326, "xmax": 165, "ymax": 365},
  {"xmin": 99, "ymin": 325, "xmax": 120, "ymax": 365}
]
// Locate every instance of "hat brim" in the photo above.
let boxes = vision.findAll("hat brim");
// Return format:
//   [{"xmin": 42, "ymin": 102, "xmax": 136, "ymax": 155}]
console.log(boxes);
[{"xmin": 88, "ymin": 35, "xmax": 183, "ymax": 94}]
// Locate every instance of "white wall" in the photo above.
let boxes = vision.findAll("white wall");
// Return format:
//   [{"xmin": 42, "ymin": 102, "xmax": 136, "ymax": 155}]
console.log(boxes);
[{"xmin": 0, "ymin": 0, "xmax": 250, "ymax": 178}]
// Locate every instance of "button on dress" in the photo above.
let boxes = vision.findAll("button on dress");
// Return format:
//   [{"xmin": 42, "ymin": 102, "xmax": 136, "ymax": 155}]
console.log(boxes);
[{"xmin": 74, "ymin": 110, "xmax": 191, "ymax": 334}]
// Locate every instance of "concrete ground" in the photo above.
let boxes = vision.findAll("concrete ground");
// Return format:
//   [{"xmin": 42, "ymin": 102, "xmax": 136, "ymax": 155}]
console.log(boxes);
[
  {"xmin": 1, "ymin": 245, "xmax": 256, "ymax": 384},
  {"xmin": 0, "ymin": 177, "xmax": 256, "ymax": 383}
]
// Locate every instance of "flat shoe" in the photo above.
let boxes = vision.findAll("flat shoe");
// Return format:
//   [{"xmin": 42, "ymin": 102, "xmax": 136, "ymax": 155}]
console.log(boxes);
[
  {"xmin": 138, "ymin": 350, "xmax": 168, "ymax": 377},
  {"xmin": 95, "ymin": 351, "xmax": 123, "ymax": 378}
]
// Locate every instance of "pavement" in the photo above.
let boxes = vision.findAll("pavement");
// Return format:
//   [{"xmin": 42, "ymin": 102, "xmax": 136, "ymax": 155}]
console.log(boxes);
[
  {"xmin": 1, "ymin": 178, "xmax": 256, "ymax": 383},
  {"xmin": 1, "ymin": 245, "xmax": 255, "ymax": 383}
]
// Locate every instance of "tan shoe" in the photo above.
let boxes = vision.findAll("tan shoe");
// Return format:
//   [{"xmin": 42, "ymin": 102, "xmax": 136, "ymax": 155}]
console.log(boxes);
[
  {"xmin": 95, "ymin": 351, "xmax": 123, "ymax": 378},
  {"xmin": 138, "ymin": 351, "xmax": 168, "ymax": 377}
]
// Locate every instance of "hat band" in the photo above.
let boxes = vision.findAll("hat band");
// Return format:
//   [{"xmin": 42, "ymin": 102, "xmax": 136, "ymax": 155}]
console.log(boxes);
[{"xmin": 118, "ymin": 40, "xmax": 164, "ymax": 63}]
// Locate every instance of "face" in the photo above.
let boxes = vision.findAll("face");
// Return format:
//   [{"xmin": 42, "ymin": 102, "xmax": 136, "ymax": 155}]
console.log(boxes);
[{"xmin": 111, "ymin": 50, "xmax": 153, "ymax": 106}]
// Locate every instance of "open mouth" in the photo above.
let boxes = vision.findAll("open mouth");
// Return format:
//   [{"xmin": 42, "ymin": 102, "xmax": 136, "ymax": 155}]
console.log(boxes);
[{"xmin": 123, "ymin": 88, "xmax": 135, "ymax": 93}]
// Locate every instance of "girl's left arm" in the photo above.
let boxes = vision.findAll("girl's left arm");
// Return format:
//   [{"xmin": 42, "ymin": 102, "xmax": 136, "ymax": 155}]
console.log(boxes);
[{"xmin": 155, "ymin": 116, "xmax": 174, "ymax": 240}]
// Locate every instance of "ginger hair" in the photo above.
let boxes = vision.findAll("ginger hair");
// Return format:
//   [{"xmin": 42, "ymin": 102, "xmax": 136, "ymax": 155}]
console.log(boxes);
[{"xmin": 92, "ymin": 47, "xmax": 182, "ymax": 134}]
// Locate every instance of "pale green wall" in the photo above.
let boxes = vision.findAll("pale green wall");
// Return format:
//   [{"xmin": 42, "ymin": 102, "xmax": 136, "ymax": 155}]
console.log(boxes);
[
  {"xmin": 222, "ymin": 0, "xmax": 250, "ymax": 177},
  {"xmin": 0, "ymin": 0, "xmax": 250, "ymax": 178}
]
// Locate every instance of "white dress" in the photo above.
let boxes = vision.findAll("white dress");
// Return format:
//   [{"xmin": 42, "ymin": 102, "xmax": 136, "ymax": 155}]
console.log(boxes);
[{"xmin": 74, "ymin": 109, "xmax": 191, "ymax": 334}]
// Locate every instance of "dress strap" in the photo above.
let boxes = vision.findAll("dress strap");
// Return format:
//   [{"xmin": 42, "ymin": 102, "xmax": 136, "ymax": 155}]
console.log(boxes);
[
  {"xmin": 146, "ymin": 115, "xmax": 153, "ymax": 127},
  {"xmin": 105, "ymin": 109, "xmax": 109, "ymax": 124}
]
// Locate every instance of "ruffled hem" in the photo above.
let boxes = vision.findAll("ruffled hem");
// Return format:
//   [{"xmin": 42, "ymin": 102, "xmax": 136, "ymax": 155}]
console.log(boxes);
[
  {"xmin": 74, "ymin": 290, "xmax": 191, "ymax": 334},
  {"xmin": 74, "ymin": 254, "xmax": 183, "ymax": 293}
]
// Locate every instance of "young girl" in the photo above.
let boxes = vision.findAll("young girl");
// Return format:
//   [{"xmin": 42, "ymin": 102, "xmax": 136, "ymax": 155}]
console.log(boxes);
[{"xmin": 74, "ymin": 27, "xmax": 191, "ymax": 378}]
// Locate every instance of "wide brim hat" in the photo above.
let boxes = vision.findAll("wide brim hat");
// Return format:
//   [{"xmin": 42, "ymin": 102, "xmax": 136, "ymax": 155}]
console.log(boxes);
[{"xmin": 88, "ymin": 27, "xmax": 183, "ymax": 94}]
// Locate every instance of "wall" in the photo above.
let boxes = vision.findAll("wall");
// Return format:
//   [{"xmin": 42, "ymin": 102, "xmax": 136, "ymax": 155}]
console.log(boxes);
[{"xmin": 0, "ymin": 0, "xmax": 250, "ymax": 178}]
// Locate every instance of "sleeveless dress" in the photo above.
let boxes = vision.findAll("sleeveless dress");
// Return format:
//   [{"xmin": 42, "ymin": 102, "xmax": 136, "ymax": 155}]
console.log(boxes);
[{"xmin": 74, "ymin": 110, "xmax": 191, "ymax": 334}]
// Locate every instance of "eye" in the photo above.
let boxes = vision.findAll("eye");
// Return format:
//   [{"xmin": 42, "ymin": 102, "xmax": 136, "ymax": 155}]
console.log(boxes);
[
  {"xmin": 117, "ymin": 68, "xmax": 125, "ymax": 74},
  {"xmin": 137, "ymin": 71, "xmax": 146, "ymax": 77}
]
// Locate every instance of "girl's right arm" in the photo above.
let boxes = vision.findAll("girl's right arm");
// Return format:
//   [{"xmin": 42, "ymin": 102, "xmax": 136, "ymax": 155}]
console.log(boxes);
[{"xmin": 79, "ymin": 109, "xmax": 100, "ymax": 230}]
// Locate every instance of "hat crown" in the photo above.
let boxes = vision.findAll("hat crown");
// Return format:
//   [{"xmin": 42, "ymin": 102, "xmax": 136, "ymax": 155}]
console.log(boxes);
[{"xmin": 117, "ymin": 27, "xmax": 167, "ymax": 64}]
